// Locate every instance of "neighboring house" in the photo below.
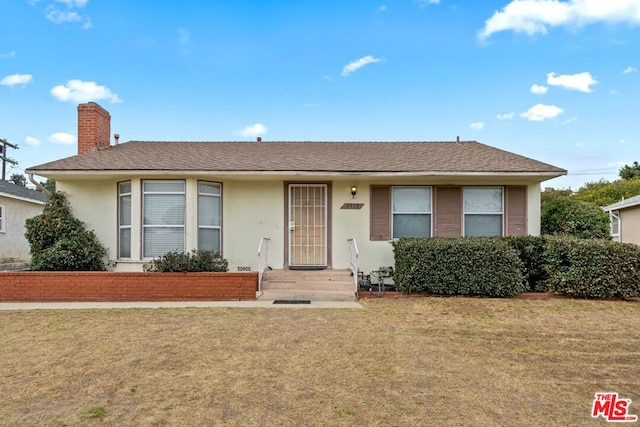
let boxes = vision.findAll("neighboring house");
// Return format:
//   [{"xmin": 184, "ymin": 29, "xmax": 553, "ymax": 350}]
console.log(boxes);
[
  {"xmin": 0, "ymin": 180, "xmax": 48, "ymax": 264},
  {"xmin": 602, "ymin": 195, "xmax": 640, "ymax": 245},
  {"xmin": 26, "ymin": 102, "xmax": 566, "ymax": 274}
]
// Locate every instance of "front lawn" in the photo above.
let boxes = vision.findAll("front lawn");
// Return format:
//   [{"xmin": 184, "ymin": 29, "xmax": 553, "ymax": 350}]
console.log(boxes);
[{"xmin": 1, "ymin": 298, "xmax": 638, "ymax": 426}]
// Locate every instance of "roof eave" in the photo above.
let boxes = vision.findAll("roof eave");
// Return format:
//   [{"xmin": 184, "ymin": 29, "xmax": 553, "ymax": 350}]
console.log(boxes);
[
  {"xmin": 603, "ymin": 200, "xmax": 640, "ymax": 212},
  {"xmin": 26, "ymin": 169, "xmax": 566, "ymax": 178},
  {"xmin": 0, "ymin": 192, "xmax": 47, "ymax": 204}
]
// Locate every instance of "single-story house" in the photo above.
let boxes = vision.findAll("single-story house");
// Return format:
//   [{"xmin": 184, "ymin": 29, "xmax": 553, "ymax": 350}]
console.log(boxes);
[
  {"xmin": 0, "ymin": 180, "xmax": 48, "ymax": 265},
  {"xmin": 602, "ymin": 195, "xmax": 640, "ymax": 245},
  {"xmin": 26, "ymin": 102, "xmax": 566, "ymax": 275}
]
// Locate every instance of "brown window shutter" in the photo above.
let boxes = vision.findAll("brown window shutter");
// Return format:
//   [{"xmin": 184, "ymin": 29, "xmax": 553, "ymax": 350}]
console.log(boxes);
[
  {"xmin": 506, "ymin": 186, "xmax": 527, "ymax": 236},
  {"xmin": 370, "ymin": 186, "xmax": 391, "ymax": 240},
  {"xmin": 434, "ymin": 186, "xmax": 462, "ymax": 237}
]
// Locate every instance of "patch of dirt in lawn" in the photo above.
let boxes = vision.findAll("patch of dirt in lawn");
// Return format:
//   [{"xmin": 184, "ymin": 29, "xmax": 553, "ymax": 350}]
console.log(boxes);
[{"xmin": 0, "ymin": 298, "xmax": 638, "ymax": 426}]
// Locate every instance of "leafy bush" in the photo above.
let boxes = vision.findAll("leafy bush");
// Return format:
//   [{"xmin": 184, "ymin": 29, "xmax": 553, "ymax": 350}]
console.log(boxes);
[
  {"xmin": 393, "ymin": 237, "xmax": 524, "ymax": 297},
  {"xmin": 544, "ymin": 236, "xmax": 640, "ymax": 299},
  {"xmin": 25, "ymin": 192, "xmax": 108, "ymax": 271},
  {"xmin": 504, "ymin": 236, "xmax": 548, "ymax": 292},
  {"xmin": 143, "ymin": 250, "xmax": 229, "ymax": 272},
  {"xmin": 541, "ymin": 197, "xmax": 610, "ymax": 239}
]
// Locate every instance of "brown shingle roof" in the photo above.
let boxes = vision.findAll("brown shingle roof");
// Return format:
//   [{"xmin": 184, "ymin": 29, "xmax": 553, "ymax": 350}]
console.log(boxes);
[{"xmin": 27, "ymin": 140, "xmax": 566, "ymax": 175}]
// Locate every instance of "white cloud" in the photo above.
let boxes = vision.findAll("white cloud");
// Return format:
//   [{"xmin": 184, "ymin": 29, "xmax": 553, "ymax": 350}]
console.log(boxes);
[
  {"xmin": 0, "ymin": 73, "xmax": 33, "ymax": 86},
  {"xmin": 55, "ymin": 0, "xmax": 88, "ymax": 7},
  {"xmin": 418, "ymin": 0, "xmax": 440, "ymax": 6},
  {"xmin": 24, "ymin": 136, "xmax": 41, "ymax": 146},
  {"xmin": 619, "ymin": 139, "xmax": 626, "ymax": 144},
  {"xmin": 561, "ymin": 115, "xmax": 578, "ymax": 125},
  {"xmin": 48, "ymin": 132, "xmax": 76, "ymax": 145},
  {"xmin": 520, "ymin": 103, "xmax": 563, "ymax": 121},
  {"xmin": 379, "ymin": 5, "xmax": 387, "ymax": 12},
  {"xmin": 46, "ymin": 9, "xmax": 82, "ymax": 23},
  {"xmin": 341, "ymin": 55, "xmax": 382, "ymax": 77},
  {"xmin": 623, "ymin": 66, "xmax": 638, "ymax": 74},
  {"xmin": 237, "ymin": 123, "xmax": 268, "ymax": 137},
  {"xmin": 470, "ymin": 122, "xmax": 485, "ymax": 130},
  {"xmin": 547, "ymin": 71, "xmax": 597, "ymax": 92},
  {"xmin": 479, "ymin": 0, "xmax": 640, "ymax": 40},
  {"xmin": 50, "ymin": 79, "xmax": 121, "ymax": 103},
  {"xmin": 609, "ymin": 89, "xmax": 619, "ymax": 95},
  {"xmin": 0, "ymin": 50, "xmax": 16, "ymax": 59},
  {"xmin": 496, "ymin": 112, "xmax": 515, "ymax": 120},
  {"xmin": 530, "ymin": 84, "xmax": 548, "ymax": 94}
]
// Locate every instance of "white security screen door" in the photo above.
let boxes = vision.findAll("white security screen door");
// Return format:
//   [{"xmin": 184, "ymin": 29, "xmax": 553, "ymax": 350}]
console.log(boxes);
[{"xmin": 289, "ymin": 184, "xmax": 327, "ymax": 267}]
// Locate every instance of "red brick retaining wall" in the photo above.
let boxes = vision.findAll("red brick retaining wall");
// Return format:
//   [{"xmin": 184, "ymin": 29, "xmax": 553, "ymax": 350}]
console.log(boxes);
[{"xmin": 0, "ymin": 272, "xmax": 257, "ymax": 302}]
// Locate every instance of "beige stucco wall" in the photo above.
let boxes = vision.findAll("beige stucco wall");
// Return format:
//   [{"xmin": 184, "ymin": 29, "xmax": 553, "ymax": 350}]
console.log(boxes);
[
  {"xmin": 620, "ymin": 206, "xmax": 640, "ymax": 245},
  {"xmin": 55, "ymin": 177, "xmax": 544, "ymax": 273},
  {"xmin": 0, "ymin": 196, "xmax": 45, "ymax": 262}
]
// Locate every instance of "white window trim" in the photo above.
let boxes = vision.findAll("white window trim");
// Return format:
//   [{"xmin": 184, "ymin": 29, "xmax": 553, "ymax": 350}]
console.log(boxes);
[
  {"xmin": 610, "ymin": 210, "xmax": 620, "ymax": 242},
  {"xmin": 197, "ymin": 181, "xmax": 222, "ymax": 254},
  {"xmin": 463, "ymin": 186, "xmax": 504, "ymax": 237},
  {"xmin": 391, "ymin": 186, "xmax": 433, "ymax": 239},
  {"xmin": 0, "ymin": 204, "xmax": 5, "ymax": 233},
  {"xmin": 118, "ymin": 181, "xmax": 132, "ymax": 259},
  {"xmin": 142, "ymin": 179, "xmax": 186, "ymax": 259}
]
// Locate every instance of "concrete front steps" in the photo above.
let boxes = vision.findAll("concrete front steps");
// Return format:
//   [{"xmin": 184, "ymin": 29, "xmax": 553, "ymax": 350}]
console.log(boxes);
[{"xmin": 257, "ymin": 269, "xmax": 357, "ymax": 302}]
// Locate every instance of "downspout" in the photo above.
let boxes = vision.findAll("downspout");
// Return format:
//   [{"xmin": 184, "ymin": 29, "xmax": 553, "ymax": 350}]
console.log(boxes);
[{"xmin": 28, "ymin": 174, "xmax": 52, "ymax": 197}]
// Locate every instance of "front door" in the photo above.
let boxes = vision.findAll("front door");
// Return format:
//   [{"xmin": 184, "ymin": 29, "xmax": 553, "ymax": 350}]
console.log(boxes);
[{"xmin": 288, "ymin": 184, "xmax": 327, "ymax": 267}]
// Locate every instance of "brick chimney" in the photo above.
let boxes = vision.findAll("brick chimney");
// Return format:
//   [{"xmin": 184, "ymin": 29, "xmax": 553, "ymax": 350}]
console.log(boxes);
[{"xmin": 77, "ymin": 102, "xmax": 111, "ymax": 155}]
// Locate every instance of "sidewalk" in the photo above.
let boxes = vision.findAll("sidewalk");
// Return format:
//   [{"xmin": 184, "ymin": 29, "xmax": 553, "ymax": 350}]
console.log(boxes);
[{"xmin": 0, "ymin": 300, "xmax": 363, "ymax": 310}]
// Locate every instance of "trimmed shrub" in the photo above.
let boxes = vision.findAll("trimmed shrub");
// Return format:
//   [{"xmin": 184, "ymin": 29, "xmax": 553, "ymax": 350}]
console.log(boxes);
[
  {"xmin": 541, "ymin": 197, "xmax": 610, "ymax": 239},
  {"xmin": 25, "ymin": 192, "xmax": 108, "ymax": 271},
  {"xmin": 143, "ymin": 250, "xmax": 229, "ymax": 272},
  {"xmin": 504, "ymin": 236, "xmax": 548, "ymax": 292},
  {"xmin": 393, "ymin": 237, "xmax": 524, "ymax": 297},
  {"xmin": 544, "ymin": 236, "xmax": 640, "ymax": 299}
]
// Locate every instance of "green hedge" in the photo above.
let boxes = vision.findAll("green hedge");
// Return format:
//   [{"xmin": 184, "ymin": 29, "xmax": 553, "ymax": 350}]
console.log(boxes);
[
  {"xmin": 504, "ymin": 236, "xmax": 548, "ymax": 292},
  {"xmin": 393, "ymin": 237, "xmax": 524, "ymax": 297},
  {"xmin": 143, "ymin": 250, "xmax": 229, "ymax": 272},
  {"xmin": 544, "ymin": 236, "xmax": 640, "ymax": 299}
]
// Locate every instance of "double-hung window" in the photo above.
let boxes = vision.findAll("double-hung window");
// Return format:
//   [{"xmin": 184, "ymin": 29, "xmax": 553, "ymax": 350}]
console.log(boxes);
[
  {"xmin": 392, "ymin": 187, "xmax": 432, "ymax": 238},
  {"xmin": 118, "ymin": 182, "xmax": 131, "ymax": 258},
  {"xmin": 0, "ymin": 205, "xmax": 5, "ymax": 232},
  {"xmin": 464, "ymin": 187, "xmax": 503, "ymax": 237},
  {"xmin": 198, "ymin": 181, "xmax": 221, "ymax": 253},
  {"xmin": 142, "ymin": 180, "xmax": 185, "ymax": 258}
]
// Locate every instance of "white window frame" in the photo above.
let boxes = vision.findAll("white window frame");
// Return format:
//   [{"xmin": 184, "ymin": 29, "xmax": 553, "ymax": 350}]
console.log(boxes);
[
  {"xmin": 0, "ymin": 205, "xmax": 5, "ymax": 233},
  {"xmin": 610, "ymin": 210, "xmax": 620, "ymax": 242},
  {"xmin": 463, "ymin": 186, "xmax": 504, "ymax": 237},
  {"xmin": 117, "ymin": 181, "xmax": 132, "ymax": 259},
  {"xmin": 142, "ymin": 180, "xmax": 186, "ymax": 259},
  {"xmin": 198, "ymin": 181, "xmax": 222, "ymax": 254},
  {"xmin": 391, "ymin": 186, "xmax": 432, "ymax": 238}
]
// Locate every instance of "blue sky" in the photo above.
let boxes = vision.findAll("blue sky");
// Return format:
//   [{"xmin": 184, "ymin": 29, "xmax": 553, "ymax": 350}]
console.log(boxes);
[{"xmin": 1, "ymin": 0, "xmax": 639, "ymax": 189}]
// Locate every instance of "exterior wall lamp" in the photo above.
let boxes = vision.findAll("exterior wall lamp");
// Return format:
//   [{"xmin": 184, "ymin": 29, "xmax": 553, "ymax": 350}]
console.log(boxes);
[{"xmin": 351, "ymin": 185, "xmax": 357, "ymax": 198}]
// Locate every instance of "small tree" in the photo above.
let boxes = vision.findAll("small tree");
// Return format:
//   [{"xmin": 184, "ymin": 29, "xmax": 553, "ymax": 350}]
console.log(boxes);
[
  {"xmin": 541, "ymin": 187, "xmax": 573, "ymax": 209},
  {"xmin": 25, "ymin": 192, "xmax": 108, "ymax": 271},
  {"xmin": 619, "ymin": 161, "xmax": 640, "ymax": 181},
  {"xmin": 9, "ymin": 173, "xmax": 27, "ymax": 187},
  {"xmin": 541, "ymin": 197, "xmax": 610, "ymax": 239},
  {"xmin": 573, "ymin": 178, "xmax": 640, "ymax": 207}
]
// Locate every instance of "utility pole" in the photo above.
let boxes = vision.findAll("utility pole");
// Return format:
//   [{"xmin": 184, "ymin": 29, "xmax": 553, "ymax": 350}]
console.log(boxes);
[{"xmin": 0, "ymin": 138, "xmax": 19, "ymax": 181}]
